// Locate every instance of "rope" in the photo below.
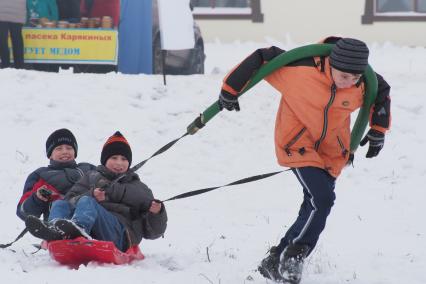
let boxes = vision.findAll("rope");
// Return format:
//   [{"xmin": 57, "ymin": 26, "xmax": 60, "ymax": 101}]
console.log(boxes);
[
  {"xmin": 0, "ymin": 228, "xmax": 28, "ymax": 249},
  {"xmin": 131, "ymin": 132, "xmax": 189, "ymax": 173},
  {"xmin": 162, "ymin": 169, "xmax": 289, "ymax": 202}
]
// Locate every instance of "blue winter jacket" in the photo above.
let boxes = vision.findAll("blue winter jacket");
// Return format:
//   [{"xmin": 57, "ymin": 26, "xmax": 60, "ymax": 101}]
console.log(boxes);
[{"xmin": 17, "ymin": 160, "xmax": 95, "ymax": 221}]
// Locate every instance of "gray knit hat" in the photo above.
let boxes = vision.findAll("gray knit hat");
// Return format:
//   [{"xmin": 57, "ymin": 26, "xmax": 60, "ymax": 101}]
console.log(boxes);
[{"xmin": 329, "ymin": 38, "xmax": 369, "ymax": 74}]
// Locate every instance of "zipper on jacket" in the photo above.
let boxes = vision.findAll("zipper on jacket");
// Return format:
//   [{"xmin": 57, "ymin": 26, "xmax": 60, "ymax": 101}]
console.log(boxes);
[
  {"xmin": 314, "ymin": 83, "xmax": 337, "ymax": 151},
  {"xmin": 337, "ymin": 136, "xmax": 348, "ymax": 157},
  {"xmin": 284, "ymin": 127, "xmax": 306, "ymax": 156}
]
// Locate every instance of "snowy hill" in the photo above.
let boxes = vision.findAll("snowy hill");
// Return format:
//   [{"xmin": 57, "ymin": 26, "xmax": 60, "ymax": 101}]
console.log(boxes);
[{"xmin": 1, "ymin": 39, "xmax": 425, "ymax": 284}]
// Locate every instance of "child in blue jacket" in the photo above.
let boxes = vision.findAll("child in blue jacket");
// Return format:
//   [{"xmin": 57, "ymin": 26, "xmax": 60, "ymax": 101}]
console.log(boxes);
[{"xmin": 17, "ymin": 128, "xmax": 95, "ymax": 221}]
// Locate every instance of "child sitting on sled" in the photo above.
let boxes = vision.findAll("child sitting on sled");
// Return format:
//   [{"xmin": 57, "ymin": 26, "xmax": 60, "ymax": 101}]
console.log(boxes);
[
  {"xmin": 17, "ymin": 128, "xmax": 95, "ymax": 222},
  {"xmin": 26, "ymin": 131, "xmax": 167, "ymax": 252}
]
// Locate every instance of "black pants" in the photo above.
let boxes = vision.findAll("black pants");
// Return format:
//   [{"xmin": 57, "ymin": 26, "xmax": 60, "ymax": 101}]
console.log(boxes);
[
  {"xmin": 0, "ymin": 21, "xmax": 24, "ymax": 69},
  {"xmin": 276, "ymin": 167, "xmax": 336, "ymax": 256}
]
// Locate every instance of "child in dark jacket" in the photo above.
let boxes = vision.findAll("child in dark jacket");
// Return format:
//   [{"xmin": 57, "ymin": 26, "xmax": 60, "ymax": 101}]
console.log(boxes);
[
  {"xmin": 26, "ymin": 131, "xmax": 167, "ymax": 252},
  {"xmin": 17, "ymin": 128, "xmax": 95, "ymax": 222}
]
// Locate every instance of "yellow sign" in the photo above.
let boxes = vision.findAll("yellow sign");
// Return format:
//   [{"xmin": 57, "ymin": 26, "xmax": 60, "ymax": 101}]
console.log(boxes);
[{"xmin": 21, "ymin": 28, "xmax": 118, "ymax": 64}]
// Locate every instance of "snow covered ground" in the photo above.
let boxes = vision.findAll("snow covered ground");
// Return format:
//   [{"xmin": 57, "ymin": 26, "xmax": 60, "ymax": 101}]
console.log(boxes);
[{"xmin": 1, "ymin": 38, "xmax": 426, "ymax": 284}]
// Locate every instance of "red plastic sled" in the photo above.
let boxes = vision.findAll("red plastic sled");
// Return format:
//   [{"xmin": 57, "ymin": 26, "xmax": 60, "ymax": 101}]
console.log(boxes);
[{"xmin": 44, "ymin": 237, "xmax": 145, "ymax": 266}]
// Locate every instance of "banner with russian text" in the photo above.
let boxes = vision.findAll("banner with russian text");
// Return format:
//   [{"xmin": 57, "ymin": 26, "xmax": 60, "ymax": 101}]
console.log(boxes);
[{"xmin": 22, "ymin": 28, "xmax": 118, "ymax": 65}]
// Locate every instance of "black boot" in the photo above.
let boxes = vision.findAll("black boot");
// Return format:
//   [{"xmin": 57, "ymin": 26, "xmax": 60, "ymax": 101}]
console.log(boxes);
[
  {"xmin": 25, "ymin": 215, "xmax": 64, "ymax": 241},
  {"xmin": 54, "ymin": 219, "xmax": 88, "ymax": 240},
  {"xmin": 258, "ymin": 246, "xmax": 283, "ymax": 281},
  {"xmin": 279, "ymin": 243, "xmax": 310, "ymax": 284}
]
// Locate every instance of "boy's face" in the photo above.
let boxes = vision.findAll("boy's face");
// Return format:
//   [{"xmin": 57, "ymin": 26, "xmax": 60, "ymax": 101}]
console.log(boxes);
[
  {"xmin": 105, "ymin": 155, "xmax": 129, "ymax": 174},
  {"xmin": 50, "ymin": 144, "xmax": 75, "ymax": 162},
  {"xmin": 331, "ymin": 67, "xmax": 362, "ymax": 89}
]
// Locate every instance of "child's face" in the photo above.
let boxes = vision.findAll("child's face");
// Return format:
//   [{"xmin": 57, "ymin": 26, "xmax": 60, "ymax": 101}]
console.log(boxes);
[
  {"xmin": 331, "ymin": 67, "xmax": 362, "ymax": 89},
  {"xmin": 50, "ymin": 145, "xmax": 75, "ymax": 162},
  {"xmin": 105, "ymin": 155, "xmax": 129, "ymax": 174}
]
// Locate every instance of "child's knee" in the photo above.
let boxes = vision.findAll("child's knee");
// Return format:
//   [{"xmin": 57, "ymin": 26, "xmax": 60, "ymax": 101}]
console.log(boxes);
[
  {"xmin": 77, "ymin": 195, "xmax": 97, "ymax": 206},
  {"xmin": 51, "ymin": 199, "xmax": 70, "ymax": 209},
  {"xmin": 315, "ymin": 191, "xmax": 336, "ymax": 211}
]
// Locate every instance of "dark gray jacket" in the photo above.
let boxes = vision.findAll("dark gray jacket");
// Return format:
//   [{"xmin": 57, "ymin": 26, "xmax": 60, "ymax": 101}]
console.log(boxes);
[
  {"xmin": 65, "ymin": 165, "xmax": 167, "ymax": 246},
  {"xmin": 0, "ymin": 0, "xmax": 26, "ymax": 24}
]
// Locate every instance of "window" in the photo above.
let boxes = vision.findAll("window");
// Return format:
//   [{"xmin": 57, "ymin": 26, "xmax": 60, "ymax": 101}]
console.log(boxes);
[
  {"xmin": 191, "ymin": 0, "xmax": 263, "ymax": 22},
  {"xmin": 363, "ymin": 0, "xmax": 426, "ymax": 23}
]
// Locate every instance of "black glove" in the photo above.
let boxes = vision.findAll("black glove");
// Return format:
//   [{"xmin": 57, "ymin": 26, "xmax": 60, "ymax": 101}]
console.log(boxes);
[
  {"xmin": 360, "ymin": 129, "xmax": 385, "ymax": 158},
  {"xmin": 218, "ymin": 90, "xmax": 240, "ymax": 111}
]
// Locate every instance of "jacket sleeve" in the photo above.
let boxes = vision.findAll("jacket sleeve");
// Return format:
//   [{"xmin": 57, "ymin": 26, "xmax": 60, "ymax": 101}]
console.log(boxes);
[
  {"xmin": 104, "ymin": 177, "xmax": 167, "ymax": 239},
  {"xmin": 16, "ymin": 171, "xmax": 50, "ymax": 221},
  {"xmin": 101, "ymin": 202, "xmax": 132, "ymax": 217},
  {"xmin": 370, "ymin": 73, "xmax": 391, "ymax": 133},
  {"xmin": 142, "ymin": 206, "xmax": 168, "ymax": 240},
  {"xmin": 221, "ymin": 46, "xmax": 285, "ymax": 96},
  {"xmin": 64, "ymin": 174, "xmax": 92, "ymax": 206},
  {"xmin": 107, "ymin": 180, "xmax": 154, "ymax": 212}
]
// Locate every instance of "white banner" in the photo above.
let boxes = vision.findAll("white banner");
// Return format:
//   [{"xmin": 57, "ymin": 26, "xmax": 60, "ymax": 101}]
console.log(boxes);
[{"xmin": 157, "ymin": 0, "xmax": 195, "ymax": 50}]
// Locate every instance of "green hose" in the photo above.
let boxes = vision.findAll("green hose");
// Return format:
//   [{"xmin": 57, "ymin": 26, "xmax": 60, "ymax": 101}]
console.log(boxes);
[{"xmin": 187, "ymin": 43, "xmax": 378, "ymax": 152}]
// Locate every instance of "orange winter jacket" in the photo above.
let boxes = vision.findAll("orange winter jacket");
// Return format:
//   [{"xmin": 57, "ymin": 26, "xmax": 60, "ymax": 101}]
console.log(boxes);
[
  {"xmin": 221, "ymin": 44, "xmax": 391, "ymax": 178},
  {"xmin": 266, "ymin": 57, "xmax": 363, "ymax": 177}
]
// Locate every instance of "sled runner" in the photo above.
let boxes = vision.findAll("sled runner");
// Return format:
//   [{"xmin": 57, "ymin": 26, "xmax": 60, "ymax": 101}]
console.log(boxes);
[{"xmin": 44, "ymin": 237, "xmax": 145, "ymax": 266}]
